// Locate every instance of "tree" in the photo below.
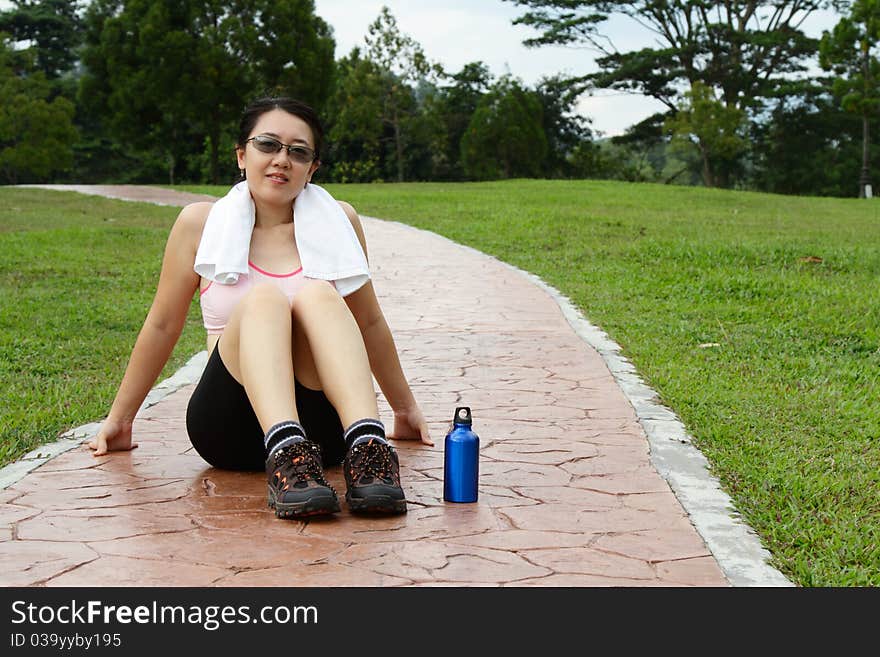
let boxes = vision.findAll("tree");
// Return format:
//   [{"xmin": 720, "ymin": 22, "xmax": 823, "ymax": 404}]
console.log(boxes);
[
  {"xmin": 363, "ymin": 5, "xmax": 443, "ymax": 182},
  {"xmin": 664, "ymin": 81, "xmax": 749, "ymax": 187},
  {"xmin": 751, "ymin": 78, "xmax": 868, "ymax": 196},
  {"xmin": 424, "ymin": 61, "xmax": 493, "ymax": 180},
  {"xmin": 820, "ymin": 0, "xmax": 880, "ymax": 197},
  {"xmin": 461, "ymin": 75, "xmax": 548, "ymax": 180},
  {"xmin": 505, "ymin": 0, "xmax": 827, "ymax": 187},
  {"xmin": 232, "ymin": 0, "xmax": 336, "ymax": 108},
  {"xmin": 79, "ymin": 0, "xmax": 335, "ymax": 184},
  {"xmin": 0, "ymin": 0, "xmax": 83, "ymax": 79},
  {"xmin": 81, "ymin": 0, "xmax": 217, "ymax": 184},
  {"xmin": 535, "ymin": 74, "xmax": 593, "ymax": 177},
  {"xmin": 403, "ymin": 79, "xmax": 448, "ymax": 181},
  {"xmin": 324, "ymin": 48, "xmax": 387, "ymax": 182},
  {"xmin": 0, "ymin": 37, "xmax": 78, "ymax": 183},
  {"xmin": 610, "ymin": 115, "xmax": 693, "ymax": 184}
]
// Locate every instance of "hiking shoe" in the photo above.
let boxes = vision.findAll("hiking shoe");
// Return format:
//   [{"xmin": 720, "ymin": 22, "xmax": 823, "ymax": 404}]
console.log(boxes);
[
  {"xmin": 266, "ymin": 438, "xmax": 340, "ymax": 518},
  {"xmin": 343, "ymin": 438, "xmax": 407, "ymax": 514}
]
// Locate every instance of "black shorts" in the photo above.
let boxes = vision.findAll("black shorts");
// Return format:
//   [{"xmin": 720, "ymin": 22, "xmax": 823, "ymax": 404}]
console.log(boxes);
[{"xmin": 185, "ymin": 344, "xmax": 346, "ymax": 471}]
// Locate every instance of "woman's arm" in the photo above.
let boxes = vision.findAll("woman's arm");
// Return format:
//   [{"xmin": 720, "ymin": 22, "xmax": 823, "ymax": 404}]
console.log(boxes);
[
  {"xmin": 339, "ymin": 201, "xmax": 433, "ymax": 446},
  {"xmin": 88, "ymin": 202, "xmax": 209, "ymax": 455}
]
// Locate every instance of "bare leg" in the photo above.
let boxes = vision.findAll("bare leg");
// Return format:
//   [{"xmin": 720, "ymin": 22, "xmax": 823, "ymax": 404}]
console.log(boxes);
[
  {"xmin": 217, "ymin": 283, "xmax": 299, "ymax": 432},
  {"xmin": 290, "ymin": 280, "xmax": 379, "ymax": 428},
  {"xmin": 289, "ymin": 281, "xmax": 405, "ymax": 515},
  {"xmin": 217, "ymin": 284, "xmax": 349, "ymax": 519}
]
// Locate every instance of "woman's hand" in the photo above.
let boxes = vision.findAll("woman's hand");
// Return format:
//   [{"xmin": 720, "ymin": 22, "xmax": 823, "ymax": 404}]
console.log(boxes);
[
  {"xmin": 388, "ymin": 405, "xmax": 433, "ymax": 446},
  {"xmin": 87, "ymin": 417, "xmax": 138, "ymax": 456}
]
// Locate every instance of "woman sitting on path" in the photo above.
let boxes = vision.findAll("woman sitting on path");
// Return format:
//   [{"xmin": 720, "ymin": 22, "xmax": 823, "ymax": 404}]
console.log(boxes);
[{"xmin": 88, "ymin": 96, "xmax": 433, "ymax": 519}]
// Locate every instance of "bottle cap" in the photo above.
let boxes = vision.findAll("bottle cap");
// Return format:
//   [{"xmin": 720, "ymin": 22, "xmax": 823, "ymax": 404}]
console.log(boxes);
[{"xmin": 452, "ymin": 406, "xmax": 472, "ymax": 426}]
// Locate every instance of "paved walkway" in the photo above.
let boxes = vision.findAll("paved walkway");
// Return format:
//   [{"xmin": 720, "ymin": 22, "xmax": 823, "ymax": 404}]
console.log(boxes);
[{"xmin": 1, "ymin": 185, "xmax": 781, "ymax": 586}]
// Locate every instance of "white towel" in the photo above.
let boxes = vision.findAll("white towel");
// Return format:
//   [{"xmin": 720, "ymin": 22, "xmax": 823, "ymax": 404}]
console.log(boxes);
[{"xmin": 194, "ymin": 181, "xmax": 370, "ymax": 297}]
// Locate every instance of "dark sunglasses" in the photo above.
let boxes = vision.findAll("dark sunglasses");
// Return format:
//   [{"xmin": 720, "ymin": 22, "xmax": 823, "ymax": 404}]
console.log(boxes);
[{"xmin": 247, "ymin": 135, "xmax": 316, "ymax": 164}]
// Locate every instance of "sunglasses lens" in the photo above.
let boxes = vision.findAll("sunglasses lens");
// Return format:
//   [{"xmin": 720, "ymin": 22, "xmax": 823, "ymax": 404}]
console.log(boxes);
[
  {"xmin": 251, "ymin": 136, "xmax": 281, "ymax": 153},
  {"xmin": 249, "ymin": 136, "xmax": 314, "ymax": 163},
  {"xmin": 288, "ymin": 147, "xmax": 314, "ymax": 164}
]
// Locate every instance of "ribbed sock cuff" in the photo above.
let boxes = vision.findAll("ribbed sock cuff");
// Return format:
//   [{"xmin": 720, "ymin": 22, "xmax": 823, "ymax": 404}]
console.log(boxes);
[
  {"xmin": 264, "ymin": 421, "xmax": 306, "ymax": 458},
  {"xmin": 344, "ymin": 418, "xmax": 386, "ymax": 451}
]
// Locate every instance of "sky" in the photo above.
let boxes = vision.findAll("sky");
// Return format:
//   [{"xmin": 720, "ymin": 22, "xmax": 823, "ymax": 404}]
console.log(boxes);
[{"xmin": 313, "ymin": 0, "xmax": 842, "ymax": 137}]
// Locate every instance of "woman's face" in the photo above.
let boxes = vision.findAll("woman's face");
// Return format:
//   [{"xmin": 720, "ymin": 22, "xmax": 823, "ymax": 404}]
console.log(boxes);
[{"xmin": 236, "ymin": 108, "xmax": 320, "ymax": 207}]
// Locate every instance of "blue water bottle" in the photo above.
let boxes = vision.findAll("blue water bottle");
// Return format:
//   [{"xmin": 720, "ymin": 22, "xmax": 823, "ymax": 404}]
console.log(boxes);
[{"xmin": 443, "ymin": 406, "xmax": 479, "ymax": 503}]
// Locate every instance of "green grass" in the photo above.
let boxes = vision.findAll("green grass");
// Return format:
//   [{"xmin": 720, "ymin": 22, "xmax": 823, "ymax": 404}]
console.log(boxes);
[
  {"xmin": 182, "ymin": 180, "xmax": 880, "ymax": 586},
  {"xmin": 4, "ymin": 179, "xmax": 879, "ymax": 586},
  {"xmin": 0, "ymin": 188, "xmax": 206, "ymax": 467}
]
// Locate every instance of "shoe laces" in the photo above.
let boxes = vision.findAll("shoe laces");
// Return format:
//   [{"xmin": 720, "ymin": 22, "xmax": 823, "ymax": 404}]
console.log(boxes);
[
  {"xmin": 271, "ymin": 440, "xmax": 329, "ymax": 490},
  {"xmin": 348, "ymin": 439, "xmax": 398, "ymax": 485}
]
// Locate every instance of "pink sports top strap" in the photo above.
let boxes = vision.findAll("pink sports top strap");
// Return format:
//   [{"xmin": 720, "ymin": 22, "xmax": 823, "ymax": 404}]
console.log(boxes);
[{"xmin": 199, "ymin": 263, "xmax": 306, "ymax": 335}]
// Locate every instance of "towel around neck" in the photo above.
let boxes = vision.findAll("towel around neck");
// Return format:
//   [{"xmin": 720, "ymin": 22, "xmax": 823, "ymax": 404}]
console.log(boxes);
[{"xmin": 193, "ymin": 181, "xmax": 370, "ymax": 297}]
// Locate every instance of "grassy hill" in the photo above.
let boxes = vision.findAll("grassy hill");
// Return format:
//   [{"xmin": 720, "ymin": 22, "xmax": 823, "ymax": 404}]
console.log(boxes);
[{"xmin": 0, "ymin": 189, "xmax": 205, "ymax": 470}]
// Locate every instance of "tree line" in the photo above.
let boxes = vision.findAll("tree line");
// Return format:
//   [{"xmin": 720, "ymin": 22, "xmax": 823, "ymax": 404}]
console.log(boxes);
[
  {"xmin": 507, "ymin": 0, "xmax": 880, "ymax": 198},
  {"xmin": 0, "ymin": 0, "xmax": 876, "ymax": 197}
]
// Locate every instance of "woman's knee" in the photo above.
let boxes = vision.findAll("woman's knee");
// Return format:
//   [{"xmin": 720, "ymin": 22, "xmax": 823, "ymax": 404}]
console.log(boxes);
[
  {"xmin": 242, "ymin": 282, "xmax": 291, "ymax": 311},
  {"xmin": 290, "ymin": 279, "xmax": 341, "ymax": 313},
  {"xmin": 222, "ymin": 283, "xmax": 291, "ymax": 348}
]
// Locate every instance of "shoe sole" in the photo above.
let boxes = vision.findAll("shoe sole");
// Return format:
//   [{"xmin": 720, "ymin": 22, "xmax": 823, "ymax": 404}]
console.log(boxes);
[
  {"xmin": 346, "ymin": 493, "xmax": 407, "ymax": 515},
  {"xmin": 268, "ymin": 486, "xmax": 340, "ymax": 519}
]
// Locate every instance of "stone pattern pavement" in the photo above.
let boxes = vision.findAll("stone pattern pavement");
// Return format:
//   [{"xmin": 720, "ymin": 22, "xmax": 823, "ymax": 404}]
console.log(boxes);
[{"xmin": 0, "ymin": 187, "xmax": 729, "ymax": 586}]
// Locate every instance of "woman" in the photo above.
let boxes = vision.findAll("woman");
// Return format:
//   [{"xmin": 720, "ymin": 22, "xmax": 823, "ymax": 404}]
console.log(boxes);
[{"xmin": 88, "ymin": 97, "xmax": 432, "ymax": 520}]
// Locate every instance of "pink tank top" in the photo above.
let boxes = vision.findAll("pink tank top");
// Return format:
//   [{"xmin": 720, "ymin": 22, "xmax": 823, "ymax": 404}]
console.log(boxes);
[{"xmin": 199, "ymin": 261, "xmax": 311, "ymax": 335}]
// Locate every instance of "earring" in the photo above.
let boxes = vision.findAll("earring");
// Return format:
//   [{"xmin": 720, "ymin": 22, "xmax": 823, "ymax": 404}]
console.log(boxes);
[{"xmin": 239, "ymin": 168, "xmax": 245, "ymax": 178}]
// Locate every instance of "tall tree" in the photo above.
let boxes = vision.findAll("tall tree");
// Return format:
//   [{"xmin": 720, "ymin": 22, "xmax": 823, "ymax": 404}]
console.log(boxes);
[
  {"xmin": 820, "ymin": 0, "xmax": 880, "ymax": 197},
  {"xmin": 460, "ymin": 75, "xmax": 548, "ymax": 180},
  {"xmin": 232, "ymin": 0, "xmax": 336, "ymax": 107},
  {"xmin": 79, "ymin": 0, "xmax": 335, "ymax": 184},
  {"xmin": 664, "ymin": 81, "xmax": 749, "ymax": 187},
  {"xmin": 324, "ymin": 48, "xmax": 387, "ymax": 182},
  {"xmin": 0, "ymin": 0, "xmax": 83, "ymax": 79},
  {"xmin": 426, "ymin": 61, "xmax": 493, "ymax": 180},
  {"xmin": 505, "ymin": 0, "xmax": 827, "ymax": 187},
  {"xmin": 363, "ymin": 5, "xmax": 443, "ymax": 182},
  {"xmin": 0, "ymin": 36, "xmax": 77, "ymax": 183},
  {"xmin": 752, "ymin": 78, "xmax": 868, "ymax": 197},
  {"xmin": 535, "ymin": 74, "xmax": 592, "ymax": 177},
  {"xmin": 82, "ymin": 0, "xmax": 216, "ymax": 184}
]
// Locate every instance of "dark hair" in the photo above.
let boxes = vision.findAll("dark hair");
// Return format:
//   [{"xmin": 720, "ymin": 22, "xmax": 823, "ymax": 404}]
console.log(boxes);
[{"xmin": 236, "ymin": 97, "xmax": 324, "ymax": 162}]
